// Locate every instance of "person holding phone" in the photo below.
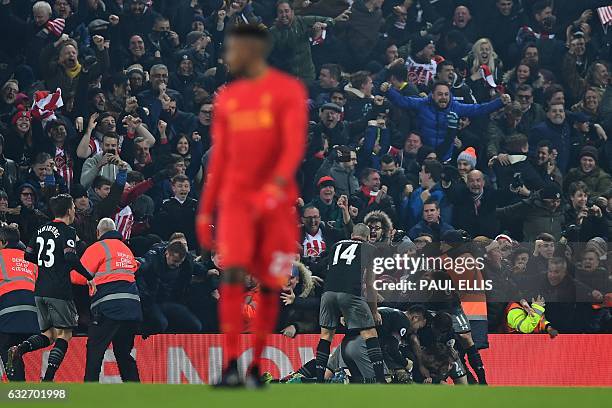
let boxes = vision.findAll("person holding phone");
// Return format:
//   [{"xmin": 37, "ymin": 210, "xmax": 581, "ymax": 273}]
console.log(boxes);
[{"xmin": 80, "ymin": 133, "xmax": 131, "ymax": 189}]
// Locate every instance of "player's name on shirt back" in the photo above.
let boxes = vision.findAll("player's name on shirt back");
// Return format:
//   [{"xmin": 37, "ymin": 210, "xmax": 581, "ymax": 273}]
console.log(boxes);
[{"xmin": 36, "ymin": 224, "xmax": 61, "ymax": 238}]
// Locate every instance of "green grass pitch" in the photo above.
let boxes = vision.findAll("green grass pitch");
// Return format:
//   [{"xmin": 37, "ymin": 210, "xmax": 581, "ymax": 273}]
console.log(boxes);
[{"xmin": 1, "ymin": 383, "xmax": 611, "ymax": 408}]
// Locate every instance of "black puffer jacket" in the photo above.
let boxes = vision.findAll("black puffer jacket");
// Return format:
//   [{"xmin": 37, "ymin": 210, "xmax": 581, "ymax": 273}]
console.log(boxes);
[{"xmin": 136, "ymin": 244, "xmax": 193, "ymax": 307}]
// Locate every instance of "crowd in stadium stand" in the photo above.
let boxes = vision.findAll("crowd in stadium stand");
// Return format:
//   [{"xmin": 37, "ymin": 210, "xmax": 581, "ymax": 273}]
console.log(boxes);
[{"xmin": 0, "ymin": 0, "xmax": 610, "ymax": 344}]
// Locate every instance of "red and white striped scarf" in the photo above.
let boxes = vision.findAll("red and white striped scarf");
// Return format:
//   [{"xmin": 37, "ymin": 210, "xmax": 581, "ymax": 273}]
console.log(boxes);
[
  {"xmin": 114, "ymin": 206, "xmax": 134, "ymax": 241},
  {"xmin": 31, "ymin": 89, "xmax": 63, "ymax": 127},
  {"xmin": 406, "ymin": 56, "xmax": 437, "ymax": 87},
  {"xmin": 54, "ymin": 147, "xmax": 73, "ymax": 188}
]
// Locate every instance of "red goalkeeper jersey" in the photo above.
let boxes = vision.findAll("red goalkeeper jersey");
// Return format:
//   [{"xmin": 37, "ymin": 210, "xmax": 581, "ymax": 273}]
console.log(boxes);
[{"xmin": 199, "ymin": 68, "xmax": 308, "ymax": 218}]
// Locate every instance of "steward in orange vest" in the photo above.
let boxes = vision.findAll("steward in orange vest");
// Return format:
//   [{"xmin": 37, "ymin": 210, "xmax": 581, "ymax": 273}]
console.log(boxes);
[
  {"xmin": 71, "ymin": 219, "xmax": 141, "ymax": 382},
  {"xmin": 0, "ymin": 225, "xmax": 39, "ymax": 381}
]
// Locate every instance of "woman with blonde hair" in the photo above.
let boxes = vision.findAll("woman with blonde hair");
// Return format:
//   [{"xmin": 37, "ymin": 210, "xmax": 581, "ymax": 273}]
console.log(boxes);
[
  {"xmin": 465, "ymin": 38, "xmax": 503, "ymax": 102},
  {"xmin": 571, "ymin": 87, "xmax": 602, "ymax": 120}
]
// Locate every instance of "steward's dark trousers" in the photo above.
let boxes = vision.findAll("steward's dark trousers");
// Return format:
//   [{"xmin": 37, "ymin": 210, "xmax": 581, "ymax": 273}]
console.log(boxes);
[{"xmin": 84, "ymin": 316, "xmax": 140, "ymax": 382}]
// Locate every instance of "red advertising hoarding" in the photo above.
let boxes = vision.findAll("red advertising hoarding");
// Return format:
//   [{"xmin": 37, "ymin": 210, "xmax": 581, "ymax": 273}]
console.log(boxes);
[{"xmin": 10, "ymin": 334, "xmax": 612, "ymax": 386}]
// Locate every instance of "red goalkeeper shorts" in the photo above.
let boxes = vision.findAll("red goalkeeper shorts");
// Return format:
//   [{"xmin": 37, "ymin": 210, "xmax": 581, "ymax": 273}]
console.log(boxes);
[{"xmin": 216, "ymin": 199, "xmax": 298, "ymax": 289}]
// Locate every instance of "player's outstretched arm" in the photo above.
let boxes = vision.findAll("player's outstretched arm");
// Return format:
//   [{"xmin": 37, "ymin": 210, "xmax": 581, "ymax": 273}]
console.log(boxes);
[{"xmin": 65, "ymin": 250, "xmax": 94, "ymax": 281}]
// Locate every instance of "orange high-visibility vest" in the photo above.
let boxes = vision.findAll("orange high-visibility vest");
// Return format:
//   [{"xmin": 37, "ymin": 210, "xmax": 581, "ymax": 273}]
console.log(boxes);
[
  {"xmin": 0, "ymin": 248, "xmax": 38, "ymax": 297},
  {"xmin": 71, "ymin": 239, "xmax": 138, "ymax": 286}
]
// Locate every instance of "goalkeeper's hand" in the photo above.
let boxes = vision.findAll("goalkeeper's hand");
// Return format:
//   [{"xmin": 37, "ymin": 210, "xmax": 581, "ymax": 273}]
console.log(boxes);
[{"xmin": 252, "ymin": 183, "xmax": 285, "ymax": 213}]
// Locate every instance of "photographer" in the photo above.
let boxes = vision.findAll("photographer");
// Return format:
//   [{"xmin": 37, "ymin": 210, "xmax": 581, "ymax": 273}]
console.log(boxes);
[
  {"xmin": 562, "ymin": 181, "xmax": 608, "ymax": 242},
  {"xmin": 492, "ymin": 133, "xmax": 545, "ymax": 207},
  {"xmin": 80, "ymin": 133, "xmax": 132, "ymax": 189},
  {"xmin": 147, "ymin": 16, "xmax": 181, "ymax": 67}
]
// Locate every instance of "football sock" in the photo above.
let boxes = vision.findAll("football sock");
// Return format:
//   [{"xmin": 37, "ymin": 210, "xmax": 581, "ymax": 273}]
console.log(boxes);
[
  {"xmin": 466, "ymin": 345, "xmax": 487, "ymax": 385},
  {"xmin": 365, "ymin": 337, "xmax": 386, "ymax": 383},
  {"xmin": 315, "ymin": 339, "xmax": 331, "ymax": 382},
  {"xmin": 298, "ymin": 359, "xmax": 316, "ymax": 378},
  {"xmin": 252, "ymin": 288, "xmax": 279, "ymax": 369},
  {"xmin": 18, "ymin": 334, "xmax": 50, "ymax": 354},
  {"xmin": 43, "ymin": 338, "xmax": 68, "ymax": 381},
  {"xmin": 219, "ymin": 283, "xmax": 245, "ymax": 362}
]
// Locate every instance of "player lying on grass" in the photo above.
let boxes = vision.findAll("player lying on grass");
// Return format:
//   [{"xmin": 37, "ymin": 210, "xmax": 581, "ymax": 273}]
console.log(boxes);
[{"xmin": 269, "ymin": 306, "xmax": 427, "ymax": 383}]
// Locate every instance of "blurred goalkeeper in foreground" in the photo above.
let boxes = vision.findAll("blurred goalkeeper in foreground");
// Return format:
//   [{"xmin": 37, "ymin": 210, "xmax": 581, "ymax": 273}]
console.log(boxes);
[{"xmin": 197, "ymin": 24, "xmax": 308, "ymax": 387}]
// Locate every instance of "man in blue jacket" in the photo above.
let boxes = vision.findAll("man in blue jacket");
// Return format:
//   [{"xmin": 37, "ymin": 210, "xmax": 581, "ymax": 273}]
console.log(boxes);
[{"xmin": 381, "ymin": 81, "xmax": 511, "ymax": 161}]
